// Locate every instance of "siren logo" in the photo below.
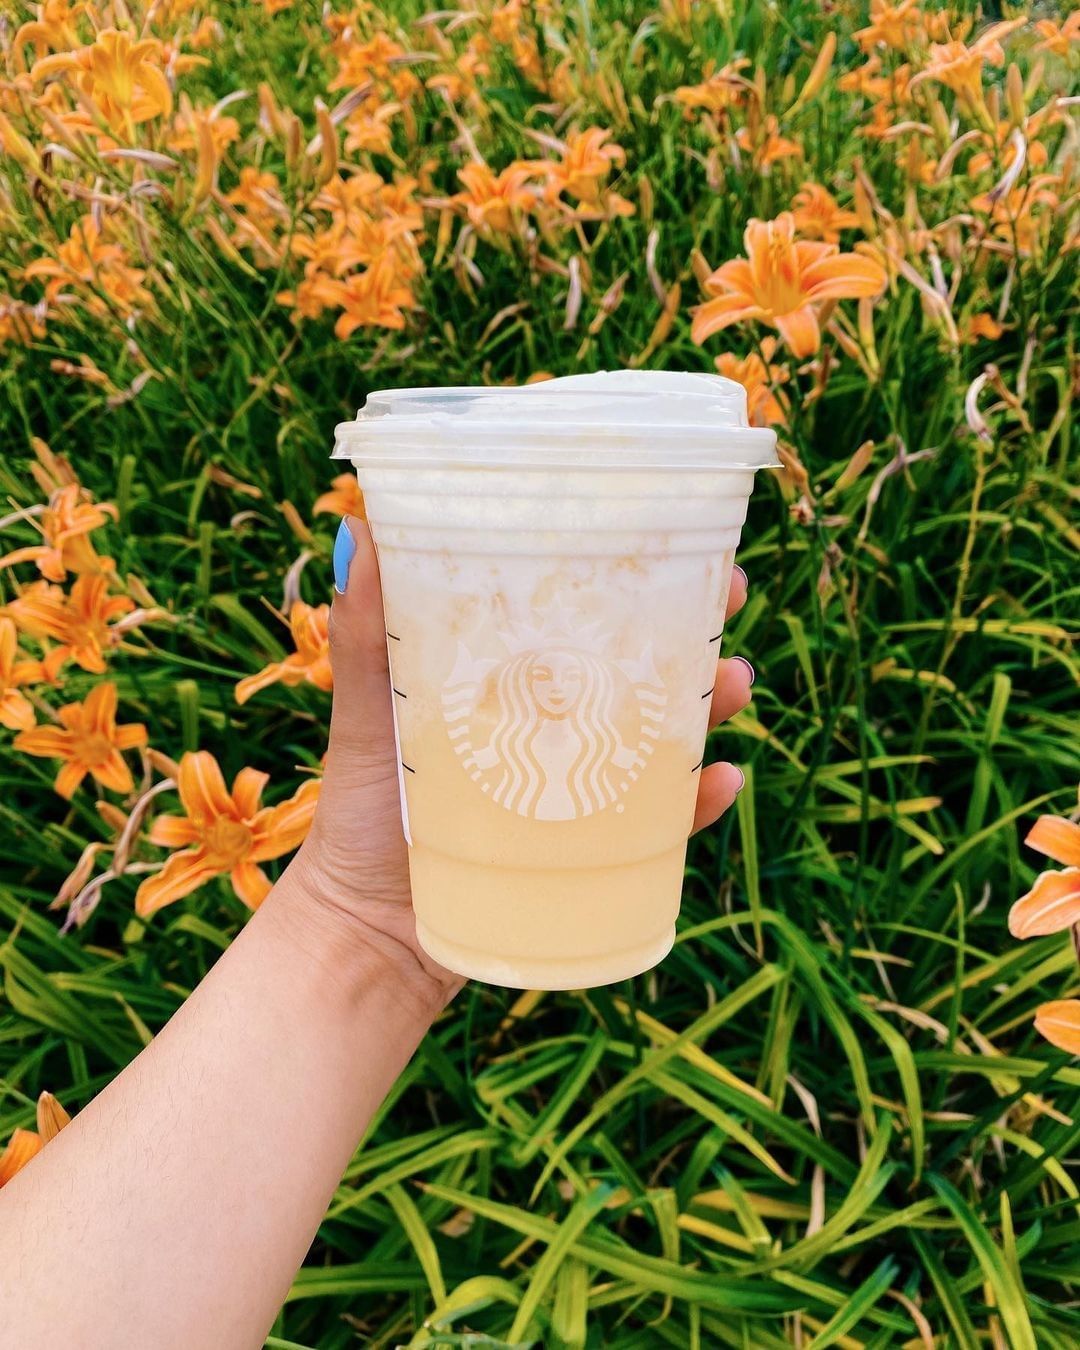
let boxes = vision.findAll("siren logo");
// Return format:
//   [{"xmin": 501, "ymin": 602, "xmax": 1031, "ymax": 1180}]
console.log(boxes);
[{"xmin": 441, "ymin": 599, "xmax": 667, "ymax": 820}]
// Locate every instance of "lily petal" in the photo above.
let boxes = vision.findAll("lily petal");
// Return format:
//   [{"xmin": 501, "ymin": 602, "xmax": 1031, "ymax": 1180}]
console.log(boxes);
[
  {"xmin": 803, "ymin": 254, "xmax": 886, "ymax": 301},
  {"xmin": 1008, "ymin": 868, "xmax": 1080, "ymax": 939},
  {"xmin": 135, "ymin": 847, "xmax": 219, "ymax": 918},
  {"xmin": 178, "ymin": 751, "xmax": 235, "ymax": 826},
  {"xmin": 90, "ymin": 751, "xmax": 135, "ymax": 795},
  {"xmin": 1033, "ymin": 1000, "xmax": 1080, "ymax": 1055},
  {"xmin": 55, "ymin": 760, "xmax": 88, "ymax": 799},
  {"xmin": 232, "ymin": 766, "xmax": 270, "ymax": 820},
  {"xmin": 691, "ymin": 296, "xmax": 766, "ymax": 345},
  {"xmin": 235, "ymin": 663, "xmax": 286, "ymax": 706},
  {"xmin": 773, "ymin": 305, "xmax": 822, "ymax": 358},
  {"xmin": 0, "ymin": 690, "xmax": 36, "ymax": 732},
  {"xmin": 1026, "ymin": 816, "xmax": 1080, "ymax": 869},
  {"xmin": 0, "ymin": 1128, "xmax": 43, "ymax": 1187},
  {"xmin": 148, "ymin": 815, "xmax": 202, "ymax": 848},
  {"xmin": 14, "ymin": 725, "xmax": 72, "ymax": 758},
  {"xmin": 231, "ymin": 861, "xmax": 272, "ymax": 910}
]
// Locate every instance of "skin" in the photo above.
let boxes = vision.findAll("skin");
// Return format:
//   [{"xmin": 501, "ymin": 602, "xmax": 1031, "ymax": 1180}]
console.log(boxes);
[{"xmin": 0, "ymin": 517, "xmax": 753, "ymax": 1348}]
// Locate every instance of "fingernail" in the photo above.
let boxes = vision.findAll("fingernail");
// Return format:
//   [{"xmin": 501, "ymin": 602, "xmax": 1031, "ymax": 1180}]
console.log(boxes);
[
  {"xmin": 734, "ymin": 564, "xmax": 749, "ymax": 590},
  {"xmin": 733, "ymin": 655, "xmax": 755, "ymax": 686},
  {"xmin": 333, "ymin": 518, "xmax": 357, "ymax": 594},
  {"xmin": 734, "ymin": 766, "xmax": 746, "ymax": 793}
]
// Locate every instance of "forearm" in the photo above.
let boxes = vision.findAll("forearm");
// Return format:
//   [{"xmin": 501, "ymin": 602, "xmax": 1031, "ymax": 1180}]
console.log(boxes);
[{"xmin": 0, "ymin": 865, "xmax": 445, "ymax": 1349}]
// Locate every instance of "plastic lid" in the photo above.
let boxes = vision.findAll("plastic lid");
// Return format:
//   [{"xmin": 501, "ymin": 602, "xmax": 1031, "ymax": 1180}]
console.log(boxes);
[{"xmin": 333, "ymin": 370, "xmax": 780, "ymax": 469}]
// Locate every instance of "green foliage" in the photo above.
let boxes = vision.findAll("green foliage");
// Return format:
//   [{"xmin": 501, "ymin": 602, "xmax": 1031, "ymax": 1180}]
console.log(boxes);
[{"xmin": 1, "ymin": 0, "xmax": 1079, "ymax": 1345}]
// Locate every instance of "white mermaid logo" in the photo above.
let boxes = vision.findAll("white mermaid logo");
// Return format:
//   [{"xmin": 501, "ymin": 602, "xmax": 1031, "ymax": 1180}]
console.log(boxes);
[{"xmin": 442, "ymin": 600, "xmax": 667, "ymax": 820}]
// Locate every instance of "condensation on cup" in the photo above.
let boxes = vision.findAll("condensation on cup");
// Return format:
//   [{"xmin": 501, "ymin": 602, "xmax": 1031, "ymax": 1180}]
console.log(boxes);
[{"xmin": 333, "ymin": 372, "xmax": 779, "ymax": 989}]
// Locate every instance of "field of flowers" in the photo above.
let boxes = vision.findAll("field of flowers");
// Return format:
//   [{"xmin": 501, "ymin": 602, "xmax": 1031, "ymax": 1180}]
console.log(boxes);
[{"xmin": 0, "ymin": 0, "xmax": 1078, "ymax": 1343}]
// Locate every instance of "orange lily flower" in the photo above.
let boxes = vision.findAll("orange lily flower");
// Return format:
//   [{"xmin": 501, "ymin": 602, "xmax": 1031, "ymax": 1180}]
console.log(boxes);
[
  {"xmin": 791, "ymin": 183, "xmax": 860, "ymax": 244},
  {"xmin": 855, "ymin": 0, "xmax": 923, "ymax": 53},
  {"xmin": 714, "ymin": 338, "xmax": 790, "ymax": 429},
  {"xmin": 1008, "ymin": 812, "xmax": 1080, "ymax": 939},
  {"xmin": 135, "ymin": 751, "xmax": 321, "ymax": 915},
  {"xmin": 5, "ymin": 574, "xmax": 135, "ymax": 673},
  {"xmin": 910, "ymin": 20, "xmax": 1025, "ymax": 109},
  {"xmin": 692, "ymin": 213, "xmax": 887, "ymax": 358},
  {"xmin": 542, "ymin": 128, "xmax": 635, "ymax": 219},
  {"xmin": 0, "ymin": 482, "xmax": 115, "ymax": 581},
  {"xmin": 344, "ymin": 97, "xmax": 402, "ymax": 157},
  {"xmin": 971, "ymin": 179, "xmax": 1061, "ymax": 258},
  {"xmin": 960, "ymin": 312, "xmax": 1003, "ymax": 344},
  {"xmin": 23, "ymin": 215, "xmax": 152, "ymax": 319},
  {"xmin": 673, "ymin": 58, "xmax": 752, "ymax": 117},
  {"xmin": 0, "ymin": 617, "xmax": 44, "ymax": 732},
  {"xmin": 15, "ymin": 680, "xmax": 147, "ymax": 799},
  {"xmin": 225, "ymin": 166, "xmax": 288, "ymax": 228},
  {"xmin": 0, "ymin": 1092, "xmax": 70, "ymax": 1189},
  {"xmin": 1035, "ymin": 13, "xmax": 1080, "ymax": 57},
  {"xmin": 314, "ymin": 473, "xmax": 365, "ymax": 518},
  {"xmin": 453, "ymin": 162, "xmax": 538, "ymax": 236},
  {"xmin": 735, "ymin": 115, "xmax": 803, "ymax": 172},
  {"xmin": 236, "ymin": 602, "xmax": 332, "ymax": 705},
  {"xmin": 329, "ymin": 257, "xmax": 417, "ymax": 337},
  {"xmin": 32, "ymin": 28, "xmax": 172, "ymax": 137}
]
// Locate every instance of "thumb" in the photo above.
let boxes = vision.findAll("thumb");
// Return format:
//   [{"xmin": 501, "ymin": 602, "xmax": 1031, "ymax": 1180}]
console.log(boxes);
[{"xmin": 325, "ymin": 516, "xmax": 396, "ymax": 768}]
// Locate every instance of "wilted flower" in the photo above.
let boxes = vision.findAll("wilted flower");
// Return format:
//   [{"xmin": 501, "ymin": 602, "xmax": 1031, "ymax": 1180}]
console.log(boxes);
[
  {"xmin": 136, "ymin": 751, "xmax": 321, "ymax": 914},
  {"xmin": 236, "ymin": 602, "xmax": 332, "ymax": 704},
  {"xmin": 15, "ymin": 680, "xmax": 147, "ymax": 798},
  {"xmin": 692, "ymin": 213, "xmax": 886, "ymax": 358}
]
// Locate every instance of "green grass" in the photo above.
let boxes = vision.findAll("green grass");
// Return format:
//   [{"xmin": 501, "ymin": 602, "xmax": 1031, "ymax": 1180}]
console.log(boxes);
[{"xmin": 1, "ymin": 0, "xmax": 1079, "ymax": 1344}]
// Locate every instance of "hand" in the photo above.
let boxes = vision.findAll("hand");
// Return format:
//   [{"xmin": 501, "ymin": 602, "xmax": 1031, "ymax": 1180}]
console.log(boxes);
[{"xmin": 290, "ymin": 516, "xmax": 755, "ymax": 1000}]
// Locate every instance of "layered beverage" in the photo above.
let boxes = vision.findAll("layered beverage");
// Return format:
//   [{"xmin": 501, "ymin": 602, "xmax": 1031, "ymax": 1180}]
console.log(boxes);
[{"xmin": 333, "ymin": 372, "xmax": 777, "ymax": 988}]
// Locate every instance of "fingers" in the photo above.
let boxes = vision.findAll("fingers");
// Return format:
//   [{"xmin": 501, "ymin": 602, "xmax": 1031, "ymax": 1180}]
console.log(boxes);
[
  {"xmin": 325, "ymin": 517, "xmax": 396, "ymax": 764},
  {"xmin": 709, "ymin": 655, "xmax": 754, "ymax": 730},
  {"xmin": 691, "ymin": 761, "xmax": 745, "ymax": 835},
  {"xmin": 725, "ymin": 562, "xmax": 748, "ymax": 619}
]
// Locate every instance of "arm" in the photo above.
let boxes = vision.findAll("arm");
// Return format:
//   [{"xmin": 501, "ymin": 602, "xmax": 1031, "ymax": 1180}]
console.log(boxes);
[
  {"xmin": 0, "ymin": 875, "xmax": 449, "ymax": 1347},
  {"xmin": 0, "ymin": 519, "xmax": 753, "ymax": 1348}
]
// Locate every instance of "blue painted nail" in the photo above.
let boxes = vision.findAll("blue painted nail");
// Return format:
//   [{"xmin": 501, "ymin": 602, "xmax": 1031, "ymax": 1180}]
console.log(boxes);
[
  {"xmin": 333, "ymin": 519, "xmax": 356, "ymax": 594},
  {"xmin": 733, "ymin": 655, "xmax": 756, "ymax": 686}
]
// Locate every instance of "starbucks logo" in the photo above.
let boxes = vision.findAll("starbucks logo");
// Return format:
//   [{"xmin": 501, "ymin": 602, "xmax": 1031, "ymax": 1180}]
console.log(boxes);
[{"xmin": 441, "ymin": 598, "xmax": 667, "ymax": 821}]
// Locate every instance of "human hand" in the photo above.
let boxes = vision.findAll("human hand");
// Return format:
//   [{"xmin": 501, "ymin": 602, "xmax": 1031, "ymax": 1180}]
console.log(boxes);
[{"xmin": 290, "ymin": 516, "xmax": 755, "ymax": 1002}]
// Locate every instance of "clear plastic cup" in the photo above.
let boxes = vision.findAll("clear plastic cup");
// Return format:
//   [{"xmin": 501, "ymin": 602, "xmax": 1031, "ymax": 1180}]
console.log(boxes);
[{"xmin": 333, "ymin": 372, "xmax": 778, "ymax": 989}]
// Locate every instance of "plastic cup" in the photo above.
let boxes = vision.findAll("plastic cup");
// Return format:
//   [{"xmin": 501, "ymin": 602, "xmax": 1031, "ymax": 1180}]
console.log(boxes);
[{"xmin": 333, "ymin": 371, "xmax": 777, "ymax": 989}]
